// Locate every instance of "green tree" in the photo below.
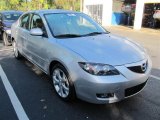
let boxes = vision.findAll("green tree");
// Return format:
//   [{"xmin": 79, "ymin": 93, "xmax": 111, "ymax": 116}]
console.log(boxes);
[
  {"xmin": 0, "ymin": 0, "xmax": 80, "ymax": 11},
  {"xmin": 55, "ymin": 0, "xmax": 80, "ymax": 11}
]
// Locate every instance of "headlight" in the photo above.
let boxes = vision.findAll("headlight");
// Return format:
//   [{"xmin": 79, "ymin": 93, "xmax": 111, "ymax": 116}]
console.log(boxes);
[
  {"xmin": 6, "ymin": 29, "xmax": 11, "ymax": 35},
  {"xmin": 79, "ymin": 62, "xmax": 120, "ymax": 76}
]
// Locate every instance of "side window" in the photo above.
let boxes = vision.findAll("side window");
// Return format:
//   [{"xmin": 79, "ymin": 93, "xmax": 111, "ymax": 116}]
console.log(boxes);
[
  {"xmin": 20, "ymin": 14, "xmax": 30, "ymax": 30},
  {"xmin": 31, "ymin": 14, "xmax": 47, "ymax": 37},
  {"xmin": 31, "ymin": 15, "xmax": 44, "ymax": 29}
]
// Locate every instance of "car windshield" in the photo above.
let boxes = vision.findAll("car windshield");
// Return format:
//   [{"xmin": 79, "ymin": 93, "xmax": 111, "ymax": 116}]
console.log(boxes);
[
  {"xmin": 45, "ymin": 13, "xmax": 108, "ymax": 38},
  {"xmin": 3, "ymin": 13, "xmax": 22, "ymax": 21}
]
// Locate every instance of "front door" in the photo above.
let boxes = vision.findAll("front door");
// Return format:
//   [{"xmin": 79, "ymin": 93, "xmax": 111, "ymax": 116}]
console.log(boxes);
[{"xmin": 26, "ymin": 14, "xmax": 49, "ymax": 71}]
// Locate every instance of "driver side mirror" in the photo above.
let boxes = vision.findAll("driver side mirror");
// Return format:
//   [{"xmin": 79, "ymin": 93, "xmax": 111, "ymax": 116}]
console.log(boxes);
[{"xmin": 30, "ymin": 28, "xmax": 43, "ymax": 36}]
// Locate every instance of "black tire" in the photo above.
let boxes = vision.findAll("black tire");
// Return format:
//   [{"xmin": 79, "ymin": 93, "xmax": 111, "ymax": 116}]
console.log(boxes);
[
  {"xmin": 12, "ymin": 40, "xmax": 21, "ymax": 59},
  {"xmin": 0, "ymin": 31, "xmax": 2, "ymax": 40},
  {"xmin": 3, "ymin": 32, "xmax": 10, "ymax": 46},
  {"xmin": 51, "ymin": 63, "xmax": 76, "ymax": 101}
]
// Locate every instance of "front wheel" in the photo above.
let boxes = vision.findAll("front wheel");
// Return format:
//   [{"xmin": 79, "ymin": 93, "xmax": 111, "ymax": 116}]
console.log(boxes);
[
  {"xmin": 13, "ymin": 40, "xmax": 21, "ymax": 59},
  {"xmin": 51, "ymin": 64, "xmax": 76, "ymax": 101}
]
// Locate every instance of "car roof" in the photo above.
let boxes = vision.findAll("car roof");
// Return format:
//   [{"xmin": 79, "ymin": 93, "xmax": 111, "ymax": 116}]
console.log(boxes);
[
  {"xmin": 0, "ymin": 10, "xmax": 23, "ymax": 14},
  {"xmin": 25, "ymin": 9, "xmax": 80, "ymax": 15}
]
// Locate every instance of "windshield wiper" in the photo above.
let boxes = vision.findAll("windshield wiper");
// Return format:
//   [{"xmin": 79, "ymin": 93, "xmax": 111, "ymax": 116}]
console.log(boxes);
[
  {"xmin": 83, "ymin": 32, "xmax": 108, "ymax": 36},
  {"xmin": 55, "ymin": 34, "xmax": 82, "ymax": 38}
]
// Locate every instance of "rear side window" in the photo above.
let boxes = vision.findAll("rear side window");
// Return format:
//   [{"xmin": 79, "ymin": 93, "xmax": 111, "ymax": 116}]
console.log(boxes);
[{"xmin": 20, "ymin": 14, "xmax": 30, "ymax": 30}]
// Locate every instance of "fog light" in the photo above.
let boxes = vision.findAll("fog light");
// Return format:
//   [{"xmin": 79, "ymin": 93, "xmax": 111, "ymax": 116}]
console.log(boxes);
[{"xmin": 97, "ymin": 93, "xmax": 114, "ymax": 98}]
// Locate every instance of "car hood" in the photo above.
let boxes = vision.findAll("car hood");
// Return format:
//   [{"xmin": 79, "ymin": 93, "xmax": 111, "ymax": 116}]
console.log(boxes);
[{"xmin": 58, "ymin": 34, "xmax": 147, "ymax": 66}]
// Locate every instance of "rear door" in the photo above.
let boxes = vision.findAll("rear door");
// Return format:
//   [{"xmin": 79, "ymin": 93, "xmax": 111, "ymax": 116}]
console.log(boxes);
[{"xmin": 17, "ymin": 13, "xmax": 31, "ymax": 56}]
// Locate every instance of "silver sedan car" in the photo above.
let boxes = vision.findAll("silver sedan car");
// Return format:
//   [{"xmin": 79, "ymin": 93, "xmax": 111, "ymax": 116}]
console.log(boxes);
[{"xmin": 11, "ymin": 10, "xmax": 152, "ymax": 104}]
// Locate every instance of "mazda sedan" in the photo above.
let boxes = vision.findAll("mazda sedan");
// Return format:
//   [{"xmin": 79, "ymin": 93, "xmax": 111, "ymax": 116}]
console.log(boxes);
[{"xmin": 11, "ymin": 10, "xmax": 152, "ymax": 104}]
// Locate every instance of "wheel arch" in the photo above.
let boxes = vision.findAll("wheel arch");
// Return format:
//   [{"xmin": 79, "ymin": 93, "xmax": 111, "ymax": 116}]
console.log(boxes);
[
  {"xmin": 49, "ymin": 60, "xmax": 69, "ymax": 76},
  {"xmin": 49, "ymin": 59, "xmax": 77, "ymax": 100}
]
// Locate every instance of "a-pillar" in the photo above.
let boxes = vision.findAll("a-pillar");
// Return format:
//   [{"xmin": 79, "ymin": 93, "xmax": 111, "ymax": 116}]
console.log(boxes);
[{"xmin": 83, "ymin": 0, "xmax": 113, "ymax": 27}]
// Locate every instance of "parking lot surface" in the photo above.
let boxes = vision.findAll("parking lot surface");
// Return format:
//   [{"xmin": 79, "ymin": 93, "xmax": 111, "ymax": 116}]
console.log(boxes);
[{"xmin": 0, "ymin": 27, "xmax": 160, "ymax": 120}]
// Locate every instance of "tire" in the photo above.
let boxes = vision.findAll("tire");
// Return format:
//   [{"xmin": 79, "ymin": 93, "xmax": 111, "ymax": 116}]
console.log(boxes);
[
  {"xmin": 12, "ymin": 40, "xmax": 21, "ymax": 59},
  {"xmin": 51, "ymin": 63, "xmax": 76, "ymax": 101},
  {"xmin": 3, "ymin": 32, "xmax": 10, "ymax": 46},
  {"xmin": 0, "ymin": 31, "xmax": 2, "ymax": 40}
]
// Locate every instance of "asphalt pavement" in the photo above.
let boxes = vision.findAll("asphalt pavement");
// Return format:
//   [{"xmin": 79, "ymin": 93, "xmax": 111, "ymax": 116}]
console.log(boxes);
[{"xmin": 0, "ymin": 28, "xmax": 160, "ymax": 120}]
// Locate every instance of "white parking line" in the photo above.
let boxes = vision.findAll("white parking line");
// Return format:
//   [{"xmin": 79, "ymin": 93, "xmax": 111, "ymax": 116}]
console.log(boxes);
[
  {"xmin": 0, "ymin": 65, "xmax": 29, "ymax": 120},
  {"xmin": 150, "ymin": 75, "xmax": 160, "ymax": 81}
]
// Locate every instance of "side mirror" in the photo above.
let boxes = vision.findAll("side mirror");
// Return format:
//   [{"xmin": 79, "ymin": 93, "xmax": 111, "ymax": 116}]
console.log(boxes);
[{"xmin": 30, "ymin": 28, "xmax": 43, "ymax": 36}]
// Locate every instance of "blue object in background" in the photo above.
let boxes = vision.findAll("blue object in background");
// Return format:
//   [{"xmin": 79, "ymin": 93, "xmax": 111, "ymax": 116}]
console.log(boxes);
[{"xmin": 112, "ymin": 12, "xmax": 126, "ymax": 25}]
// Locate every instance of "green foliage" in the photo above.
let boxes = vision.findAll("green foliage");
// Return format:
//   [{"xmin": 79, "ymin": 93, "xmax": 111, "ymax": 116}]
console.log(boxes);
[
  {"xmin": 0, "ymin": 0, "xmax": 80, "ymax": 11},
  {"xmin": 55, "ymin": 0, "xmax": 80, "ymax": 11}
]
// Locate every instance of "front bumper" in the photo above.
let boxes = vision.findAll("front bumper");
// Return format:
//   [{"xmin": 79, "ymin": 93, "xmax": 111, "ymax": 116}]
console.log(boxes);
[{"xmin": 72, "ymin": 58, "xmax": 152, "ymax": 104}]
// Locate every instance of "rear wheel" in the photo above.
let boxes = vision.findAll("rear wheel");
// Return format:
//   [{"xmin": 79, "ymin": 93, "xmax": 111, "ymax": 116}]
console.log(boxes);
[
  {"xmin": 13, "ymin": 40, "xmax": 21, "ymax": 59},
  {"xmin": 51, "ymin": 64, "xmax": 76, "ymax": 101}
]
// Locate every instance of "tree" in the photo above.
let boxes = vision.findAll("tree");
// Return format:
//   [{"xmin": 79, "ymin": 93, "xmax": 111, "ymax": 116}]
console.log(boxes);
[
  {"xmin": 10, "ymin": 0, "xmax": 20, "ymax": 9},
  {"xmin": 0, "ymin": 0, "xmax": 80, "ymax": 11},
  {"xmin": 55, "ymin": 0, "xmax": 80, "ymax": 11}
]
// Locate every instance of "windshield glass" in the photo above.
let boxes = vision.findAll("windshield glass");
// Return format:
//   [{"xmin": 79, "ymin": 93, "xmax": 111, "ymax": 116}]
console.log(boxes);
[
  {"xmin": 45, "ymin": 13, "xmax": 108, "ymax": 37},
  {"xmin": 3, "ymin": 13, "xmax": 22, "ymax": 21}
]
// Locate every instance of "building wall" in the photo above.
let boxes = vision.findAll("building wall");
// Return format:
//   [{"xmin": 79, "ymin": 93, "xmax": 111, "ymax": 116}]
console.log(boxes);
[
  {"xmin": 112, "ymin": 0, "xmax": 126, "ymax": 25},
  {"xmin": 112, "ymin": 0, "xmax": 123, "ymax": 12},
  {"xmin": 82, "ymin": 0, "xmax": 160, "ymax": 29},
  {"xmin": 134, "ymin": 0, "xmax": 160, "ymax": 29},
  {"xmin": 83, "ymin": 0, "xmax": 125, "ymax": 26},
  {"xmin": 83, "ymin": 0, "xmax": 113, "ymax": 26},
  {"xmin": 145, "ymin": 0, "xmax": 160, "ymax": 3}
]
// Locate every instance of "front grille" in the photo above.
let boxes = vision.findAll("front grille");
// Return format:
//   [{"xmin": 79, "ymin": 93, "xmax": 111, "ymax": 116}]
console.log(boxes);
[
  {"xmin": 127, "ymin": 61, "xmax": 148, "ymax": 74},
  {"xmin": 127, "ymin": 66, "xmax": 144, "ymax": 73},
  {"xmin": 125, "ymin": 81, "xmax": 147, "ymax": 97}
]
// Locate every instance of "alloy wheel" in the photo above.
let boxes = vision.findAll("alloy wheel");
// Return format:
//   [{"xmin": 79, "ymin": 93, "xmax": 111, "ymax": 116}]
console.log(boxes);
[{"xmin": 52, "ymin": 68, "xmax": 70, "ymax": 98}]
